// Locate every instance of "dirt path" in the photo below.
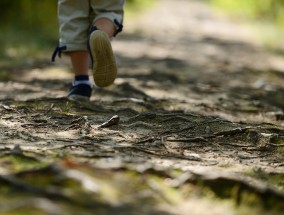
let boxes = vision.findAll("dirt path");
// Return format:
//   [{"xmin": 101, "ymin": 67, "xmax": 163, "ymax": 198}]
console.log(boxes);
[{"xmin": 0, "ymin": 0, "xmax": 284, "ymax": 214}]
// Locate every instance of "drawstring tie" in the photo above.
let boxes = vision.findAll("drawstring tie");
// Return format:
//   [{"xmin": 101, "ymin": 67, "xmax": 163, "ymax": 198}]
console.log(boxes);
[{"xmin": 51, "ymin": 45, "xmax": 67, "ymax": 62}]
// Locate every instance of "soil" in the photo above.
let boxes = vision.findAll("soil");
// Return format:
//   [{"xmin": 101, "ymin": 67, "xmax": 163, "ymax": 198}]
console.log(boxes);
[{"xmin": 0, "ymin": 0, "xmax": 284, "ymax": 215}]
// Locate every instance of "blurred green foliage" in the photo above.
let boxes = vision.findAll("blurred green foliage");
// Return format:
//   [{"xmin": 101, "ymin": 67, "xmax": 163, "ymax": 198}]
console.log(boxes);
[
  {"xmin": 211, "ymin": 0, "xmax": 284, "ymax": 27},
  {"xmin": 125, "ymin": 0, "xmax": 153, "ymax": 11},
  {"xmin": 0, "ymin": 0, "xmax": 58, "ymax": 37},
  {"xmin": 210, "ymin": 0, "xmax": 284, "ymax": 48},
  {"xmin": 0, "ymin": 0, "xmax": 58, "ymax": 59}
]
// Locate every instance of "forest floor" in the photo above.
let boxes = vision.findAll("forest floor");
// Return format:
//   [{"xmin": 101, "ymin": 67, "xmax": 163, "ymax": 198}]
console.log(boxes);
[{"xmin": 0, "ymin": 0, "xmax": 284, "ymax": 214}]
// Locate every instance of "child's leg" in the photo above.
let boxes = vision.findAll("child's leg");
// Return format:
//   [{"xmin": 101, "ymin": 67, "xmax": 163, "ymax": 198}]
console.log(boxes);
[
  {"xmin": 57, "ymin": 0, "xmax": 125, "ymax": 99},
  {"xmin": 57, "ymin": 0, "xmax": 92, "ymax": 100},
  {"xmin": 70, "ymin": 51, "xmax": 89, "ymax": 76},
  {"xmin": 70, "ymin": 18, "xmax": 115, "ymax": 78},
  {"xmin": 88, "ymin": 1, "xmax": 125, "ymax": 87},
  {"xmin": 94, "ymin": 18, "xmax": 116, "ymax": 38}
]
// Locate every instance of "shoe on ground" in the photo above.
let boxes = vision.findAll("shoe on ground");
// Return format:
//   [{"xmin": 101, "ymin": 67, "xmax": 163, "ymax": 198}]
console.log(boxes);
[
  {"xmin": 67, "ymin": 84, "xmax": 92, "ymax": 101},
  {"xmin": 88, "ymin": 30, "xmax": 117, "ymax": 87}
]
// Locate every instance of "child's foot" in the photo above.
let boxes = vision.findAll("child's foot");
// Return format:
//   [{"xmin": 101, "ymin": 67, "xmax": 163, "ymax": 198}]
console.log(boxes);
[
  {"xmin": 88, "ymin": 30, "xmax": 117, "ymax": 87},
  {"xmin": 67, "ymin": 84, "xmax": 92, "ymax": 101}
]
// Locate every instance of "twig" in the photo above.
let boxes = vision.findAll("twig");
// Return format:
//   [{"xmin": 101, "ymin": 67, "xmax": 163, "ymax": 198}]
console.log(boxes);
[
  {"xmin": 159, "ymin": 124, "xmax": 195, "ymax": 135},
  {"xmin": 97, "ymin": 115, "xmax": 120, "ymax": 128},
  {"xmin": 64, "ymin": 117, "xmax": 85, "ymax": 130},
  {"xmin": 267, "ymin": 143, "xmax": 284, "ymax": 147},
  {"xmin": 159, "ymin": 119, "xmax": 227, "ymax": 136},
  {"xmin": 156, "ymin": 112, "xmax": 201, "ymax": 118},
  {"xmin": 212, "ymin": 127, "xmax": 249, "ymax": 137},
  {"xmin": 113, "ymin": 98, "xmax": 155, "ymax": 109},
  {"xmin": 125, "ymin": 112, "xmax": 157, "ymax": 124},
  {"xmin": 45, "ymin": 103, "xmax": 55, "ymax": 114},
  {"xmin": 0, "ymin": 104, "xmax": 21, "ymax": 114},
  {"xmin": 161, "ymin": 116, "xmax": 194, "ymax": 123},
  {"xmin": 135, "ymin": 137, "xmax": 157, "ymax": 144},
  {"xmin": 166, "ymin": 137, "xmax": 208, "ymax": 143},
  {"xmin": 216, "ymin": 142, "xmax": 253, "ymax": 148},
  {"xmin": 80, "ymin": 116, "xmax": 91, "ymax": 136},
  {"xmin": 116, "ymin": 146, "xmax": 202, "ymax": 161},
  {"xmin": 122, "ymin": 121, "xmax": 157, "ymax": 129}
]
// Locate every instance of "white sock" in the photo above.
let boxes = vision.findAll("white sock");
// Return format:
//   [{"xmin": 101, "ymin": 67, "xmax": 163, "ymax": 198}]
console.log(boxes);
[{"xmin": 72, "ymin": 80, "xmax": 93, "ymax": 87}]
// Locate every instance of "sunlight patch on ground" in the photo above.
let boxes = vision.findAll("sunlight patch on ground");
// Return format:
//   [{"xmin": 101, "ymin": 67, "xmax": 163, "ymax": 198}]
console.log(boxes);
[
  {"xmin": 268, "ymin": 55, "xmax": 284, "ymax": 72},
  {"xmin": 0, "ymin": 120, "xmax": 19, "ymax": 129},
  {"xmin": 21, "ymin": 67, "xmax": 72, "ymax": 82}
]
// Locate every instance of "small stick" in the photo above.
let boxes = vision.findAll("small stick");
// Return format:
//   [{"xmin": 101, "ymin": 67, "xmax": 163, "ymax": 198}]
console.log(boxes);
[{"xmin": 97, "ymin": 115, "xmax": 120, "ymax": 129}]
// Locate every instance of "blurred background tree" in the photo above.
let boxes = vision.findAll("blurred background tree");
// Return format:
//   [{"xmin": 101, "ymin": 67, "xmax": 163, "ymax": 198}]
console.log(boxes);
[
  {"xmin": 0, "ymin": 0, "xmax": 58, "ymax": 59},
  {"xmin": 210, "ymin": 0, "xmax": 284, "ymax": 26},
  {"xmin": 0, "ymin": 0, "xmax": 57, "ymax": 36},
  {"xmin": 210, "ymin": 0, "xmax": 284, "ymax": 48}
]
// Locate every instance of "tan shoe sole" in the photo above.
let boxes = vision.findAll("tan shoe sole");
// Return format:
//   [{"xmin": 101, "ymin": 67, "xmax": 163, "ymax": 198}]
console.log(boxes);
[{"xmin": 89, "ymin": 30, "xmax": 117, "ymax": 87}]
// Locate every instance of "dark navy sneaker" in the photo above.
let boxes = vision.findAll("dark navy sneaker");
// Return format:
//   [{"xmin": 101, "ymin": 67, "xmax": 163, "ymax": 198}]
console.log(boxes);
[
  {"xmin": 67, "ymin": 84, "xmax": 92, "ymax": 101},
  {"xmin": 88, "ymin": 29, "xmax": 117, "ymax": 87}
]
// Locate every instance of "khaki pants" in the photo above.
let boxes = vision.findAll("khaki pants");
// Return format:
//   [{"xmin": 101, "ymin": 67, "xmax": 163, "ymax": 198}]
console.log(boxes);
[{"xmin": 58, "ymin": 0, "xmax": 125, "ymax": 52}]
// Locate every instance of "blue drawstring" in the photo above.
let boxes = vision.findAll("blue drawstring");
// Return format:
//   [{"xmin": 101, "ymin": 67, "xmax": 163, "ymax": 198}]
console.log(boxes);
[
  {"xmin": 114, "ymin": 19, "xmax": 123, "ymax": 36},
  {"xmin": 51, "ymin": 45, "xmax": 67, "ymax": 62}
]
